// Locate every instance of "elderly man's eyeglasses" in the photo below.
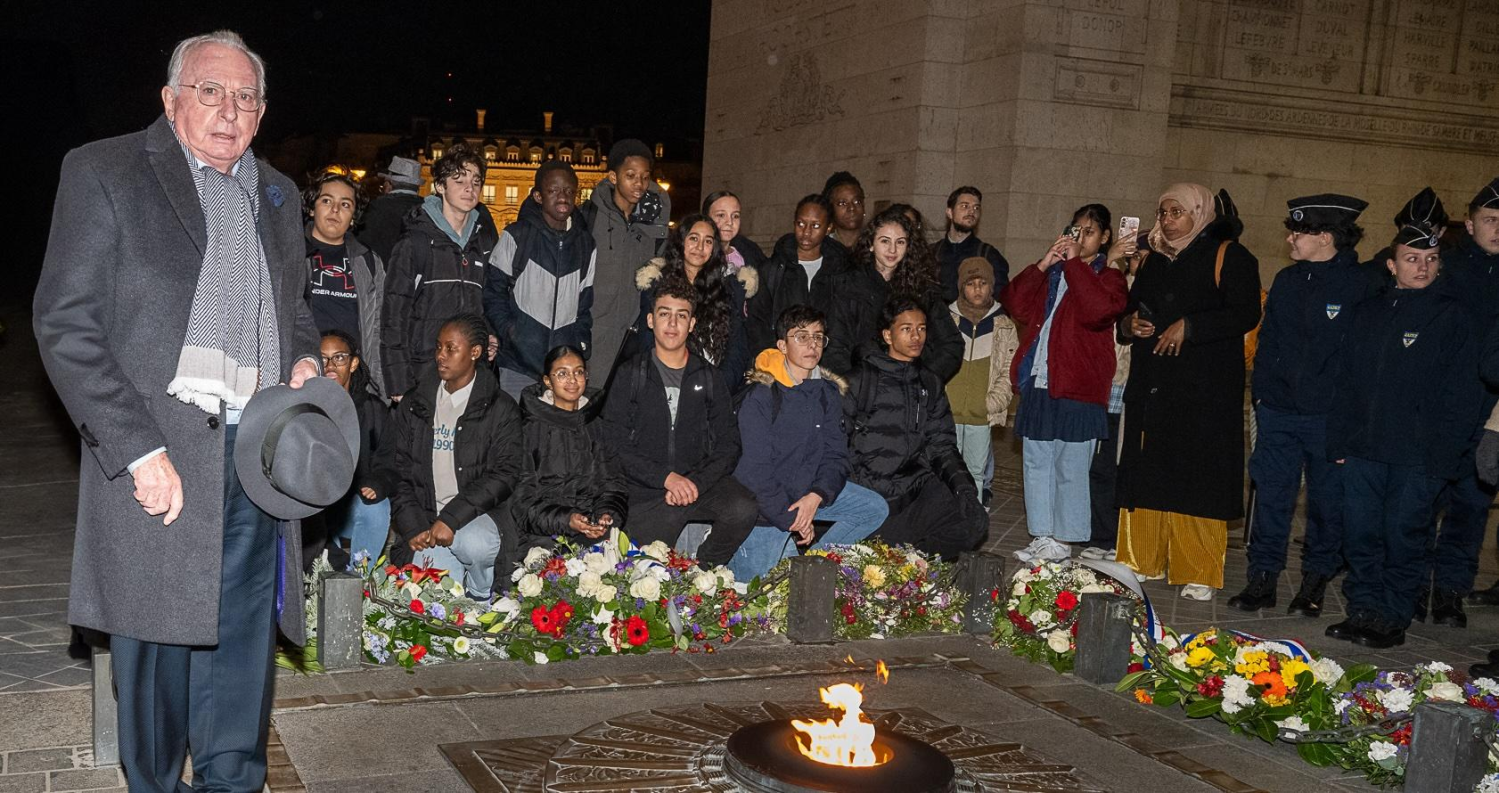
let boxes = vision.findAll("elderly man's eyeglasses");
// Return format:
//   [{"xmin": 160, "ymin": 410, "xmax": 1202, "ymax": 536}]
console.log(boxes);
[
  {"xmin": 322, "ymin": 352, "xmax": 353, "ymax": 368},
  {"xmin": 1156, "ymin": 208, "xmax": 1188, "ymax": 220},
  {"xmin": 788, "ymin": 332, "xmax": 830, "ymax": 348},
  {"xmin": 179, "ymin": 81, "xmax": 265, "ymax": 112}
]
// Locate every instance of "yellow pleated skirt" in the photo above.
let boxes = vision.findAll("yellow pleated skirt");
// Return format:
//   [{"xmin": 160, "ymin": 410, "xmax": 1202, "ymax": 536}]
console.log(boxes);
[{"xmin": 1115, "ymin": 508, "xmax": 1227, "ymax": 589}]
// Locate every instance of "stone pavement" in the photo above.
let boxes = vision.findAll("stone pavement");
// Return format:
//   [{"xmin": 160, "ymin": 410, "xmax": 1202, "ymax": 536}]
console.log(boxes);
[{"xmin": 2, "ymin": 301, "xmax": 1499, "ymax": 792}]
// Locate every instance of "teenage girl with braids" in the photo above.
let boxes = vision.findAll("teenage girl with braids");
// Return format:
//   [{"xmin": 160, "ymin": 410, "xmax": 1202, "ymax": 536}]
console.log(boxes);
[{"xmin": 388, "ymin": 314, "xmax": 523, "ymax": 598}]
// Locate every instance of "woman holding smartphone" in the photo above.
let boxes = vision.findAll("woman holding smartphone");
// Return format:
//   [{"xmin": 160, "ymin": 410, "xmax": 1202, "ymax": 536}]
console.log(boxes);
[
  {"xmin": 1000, "ymin": 204, "xmax": 1129, "ymax": 563},
  {"xmin": 1115, "ymin": 183, "xmax": 1262, "ymax": 601}
]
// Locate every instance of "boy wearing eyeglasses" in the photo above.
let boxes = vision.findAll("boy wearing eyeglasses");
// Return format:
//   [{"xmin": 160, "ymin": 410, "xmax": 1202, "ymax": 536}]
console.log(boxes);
[
  {"xmin": 946, "ymin": 257, "xmax": 1018, "ymax": 511},
  {"xmin": 728, "ymin": 305, "xmax": 889, "ymax": 581}
]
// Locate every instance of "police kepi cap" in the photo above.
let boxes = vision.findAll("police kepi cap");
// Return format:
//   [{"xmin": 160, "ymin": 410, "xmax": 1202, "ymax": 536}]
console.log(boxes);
[
  {"xmin": 1286, "ymin": 194, "xmax": 1368, "ymax": 227},
  {"xmin": 1392, "ymin": 187, "xmax": 1446, "ymax": 250},
  {"xmin": 1471, "ymin": 177, "xmax": 1499, "ymax": 212}
]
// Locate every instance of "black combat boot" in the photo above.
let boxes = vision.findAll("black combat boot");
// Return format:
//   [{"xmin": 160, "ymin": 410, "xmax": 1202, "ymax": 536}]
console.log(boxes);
[
  {"xmin": 1325, "ymin": 611, "xmax": 1371, "ymax": 642},
  {"xmin": 1430, "ymin": 589, "xmax": 1468, "ymax": 628},
  {"xmin": 1470, "ymin": 649, "xmax": 1499, "ymax": 680},
  {"xmin": 1411, "ymin": 587, "xmax": 1430, "ymax": 623},
  {"xmin": 1351, "ymin": 615, "xmax": 1406, "ymax": 649},
  {"xmin": 1286, "ymin": 573, "xmax": 1330, "ymax": 618},
  {"xmin": 1226, "ymin": 571, "xmax": 1278, "ymax": 612}
]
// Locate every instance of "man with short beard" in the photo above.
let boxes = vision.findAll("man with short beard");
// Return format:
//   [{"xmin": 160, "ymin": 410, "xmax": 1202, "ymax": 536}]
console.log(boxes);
[{"xmin": 935, "ymin": 186, "xmax": 1011, "ymax": 303}]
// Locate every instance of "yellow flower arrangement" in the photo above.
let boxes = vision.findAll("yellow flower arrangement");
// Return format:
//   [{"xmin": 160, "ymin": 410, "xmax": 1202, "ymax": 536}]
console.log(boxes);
[
  {"xmin": 1234, "ymin": 650, "xmax": 1270, "ymax": 676},
  {"xmin": 1186, "ymin": 646, "xmax": 1216, "ymax": 668}
]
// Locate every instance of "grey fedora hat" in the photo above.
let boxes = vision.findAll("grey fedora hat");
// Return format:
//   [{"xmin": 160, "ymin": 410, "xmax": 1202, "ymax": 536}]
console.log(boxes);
[{"xmin": 234, "ymin": 377, "xmax": 360, "ymax": 519}]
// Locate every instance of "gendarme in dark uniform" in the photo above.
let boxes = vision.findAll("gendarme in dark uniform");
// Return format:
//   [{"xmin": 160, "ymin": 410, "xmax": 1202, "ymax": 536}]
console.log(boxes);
[
  {"xmin": 1230, "ymin": 195, "xmax": 1372, "ymax": 617},
  {"xmin": 1325, "ymin": 189, "xmax": 1483, "ymax": 649}
]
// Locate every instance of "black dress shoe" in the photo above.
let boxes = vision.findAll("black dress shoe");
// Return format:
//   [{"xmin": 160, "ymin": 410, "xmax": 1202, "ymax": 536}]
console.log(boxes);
[
  {"xmin": 1287, "ymin": 573, "xmax": 1330, "ymax": 618},
  {"xmin": 1227, "ymin": 571, "xmax": 1278, "ymax": 612},
  {"xmin": 1431, "ymin": 589, "xmax": 1468, "ymax": 628},
  {"xmin": 1351, "ymin": 617, "xmax": 1407, "ymax": 649},
  {"xmin": 1470, "ymin": 580, "xmax": 1499, "ymax": 606},
  {"xmin": 1411, "ymin": 587, "xmax": 1430, "ymax": 623},
  {"xmin": 1325, "ymin": 615, "xmax": 1367, "ymax": 642},
  {"xmin": 1470, "ymin": 658, "xmax": 1499, "ymax": 679}
]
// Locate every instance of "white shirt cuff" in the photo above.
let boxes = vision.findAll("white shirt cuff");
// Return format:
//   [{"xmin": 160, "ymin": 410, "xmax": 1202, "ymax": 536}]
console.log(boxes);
[{"xmin": 127, "ymin": 447, "xmax": 166, "ymax": 474}]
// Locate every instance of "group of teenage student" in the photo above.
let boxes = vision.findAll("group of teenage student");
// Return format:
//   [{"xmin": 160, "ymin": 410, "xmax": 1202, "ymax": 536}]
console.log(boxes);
[{"xmin": 302, "ymin": 138, "xmax": 1499, "ymax": 662}]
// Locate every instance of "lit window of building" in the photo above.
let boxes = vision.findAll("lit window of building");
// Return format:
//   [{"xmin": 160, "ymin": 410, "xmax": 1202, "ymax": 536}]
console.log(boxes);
[
  {"xmin": 484, "ymin": 146, "xmax": 496, "ymax": 162},
  {"xmin": 579, "ymin": 187, "xmax": 593, "ymax": 202},
  {"xmin": 430, "ymin": 144, "xmax": 444, "ymax": 161},
  {"xmin": 529, "ymin": 147, "xmax": 543, "ymax": 163},
  {"xmin": 560, "ymin": 147, "xmax": 572, "ymax": 162},
  {"xmin": 506, "ymin": 146, "xmax": 520, "ymax": 162},
  {"xmin": 581, "ymin": 148, "xmax": 596, "ymax": 164},
  {"xmin": 505, "ymin": 185, "xmax": 519, "ymax": 204},
  {"xmin": 655, "ymin": 142, "xmax": 664, "ymax": 159},
  {"xmin": 482, "ymin": 184, "xmax": 496, "ymax": 204}
]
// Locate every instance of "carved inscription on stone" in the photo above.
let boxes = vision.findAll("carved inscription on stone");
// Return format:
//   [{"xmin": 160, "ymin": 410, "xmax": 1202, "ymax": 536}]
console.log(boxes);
[
  {"xmin": 1061, "ymin": 0, "xmax": 1150, "ymax": 56},
  {"xmin": 1219, "ymin": 0, "xmax": 1370, "ymax": 92},
  {"xmin": 1382, "ymin": 0, "xmax": 1499, "ymax": 105},
  {"xmin": 1054, "ymin": 57, "xmax": 1143, "ymax": 109}
]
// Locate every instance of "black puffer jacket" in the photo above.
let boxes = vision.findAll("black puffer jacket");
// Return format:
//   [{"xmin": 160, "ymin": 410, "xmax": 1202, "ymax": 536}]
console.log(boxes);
[
  {"xmin": 843, "ymin": 352, "xmax": 974, "ymax": 507},
  {"xmin": 388, "ymin": 366, "xmax": 522, "ymax": 566},
  {"xmin": 747, "ymin": 233, "xmax": 849, "ymax": 355},
  {"xmin": 352, "ymin": 386, "xmax": 398, "ymax": 502},
  {"xmin": 510, "ymin": 384, "xmax": 628, "ymax": 540},
  {"xmin": 823, "ymin": 266, "xmax": 963, "ymax": 383},
  {"xmin": 381, "ymin": 200, "xmax": 500, "ymax": 397}
]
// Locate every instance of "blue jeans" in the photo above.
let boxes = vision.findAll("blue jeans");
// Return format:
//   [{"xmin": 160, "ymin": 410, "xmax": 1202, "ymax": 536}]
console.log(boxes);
[
  {"xmin": 1245, "ymin": 405, "xmax": 1343, "ymax": 579},
  {"xmin": 1340, "ymin": 457, "xmax": 1444, "ymax": 626},
  {"xmin": 955, "ymin": 423, "xmax": 994, "ymax": 500},
  {"xmin": 414, "ymin": 513, "xmax": 502, "ymax": 598},
  {"xmin": 729, "ymin": 482, "xmax": 889, "ymax": 582},
  {"xmin": 1021, "ymin": 437, "xmax": 1093, "ymax": 543},
  {"xmin": 334, "ymin": 494, "xmax": 391, "ymax": 567}
]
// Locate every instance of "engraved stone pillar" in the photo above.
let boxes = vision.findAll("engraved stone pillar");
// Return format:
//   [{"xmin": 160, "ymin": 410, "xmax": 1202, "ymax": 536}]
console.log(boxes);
[
  {"xmin": 1073, "ymin": 593, "xmax": 1134, "ymax": 685},
  {"xmin": 957, "ymin": 552, "xmax": 1005, "ymax": 635},
  {"xmin": 318, "ymin": 572, "xmax": 365, "ymax": 670},
  {"xmin": 786, "ymin": 556, "xmax": 836, "ymax": 644},
  {"xmin": 91, "ymin": 646, "xmax": 118, "ymax": 766},
  {"xmin": 1404, "ymin": 701, "xmax": 1487, "ymax": 793}
]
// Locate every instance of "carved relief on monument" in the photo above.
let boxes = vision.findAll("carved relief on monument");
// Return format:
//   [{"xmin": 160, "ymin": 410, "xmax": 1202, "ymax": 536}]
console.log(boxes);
[
  {"xmin": 757, "ymin": 52, "xmax": 846, "ymax": 133},
  {"xmin": 1057, "ymin": 0, "xmax": 1152, "ymax": 59},
  {"xmin": 1053, "ymin": 57, "xmax": 1143, "ymax": 109},
  {"xmin": 1381, "ymin": 0, "xmax": 1499, "ymax": 106},
  {"xmin": 1217, "ymin": 0, "xmax": 1371, "ymax": 93}
]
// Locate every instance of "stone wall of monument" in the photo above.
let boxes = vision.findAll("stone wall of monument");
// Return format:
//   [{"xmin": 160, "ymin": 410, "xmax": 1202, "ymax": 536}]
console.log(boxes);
[
  {"xmin": 704, "ymin": 0, "xmax": 1499, "ymax": 281},
  {"xmin": 1167, "ymin": 0, "xmax": 1499, "ymax": 273}
]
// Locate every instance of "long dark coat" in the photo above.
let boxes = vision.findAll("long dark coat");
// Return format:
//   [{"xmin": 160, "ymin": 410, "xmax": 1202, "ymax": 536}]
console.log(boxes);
[
  {"xmin": 1116, "ymin": 232, "xmax": 1262, "ymax": 521},
  {"xmin": 33, "ymin": 116, "xmax": 321, "ymax": 646}
]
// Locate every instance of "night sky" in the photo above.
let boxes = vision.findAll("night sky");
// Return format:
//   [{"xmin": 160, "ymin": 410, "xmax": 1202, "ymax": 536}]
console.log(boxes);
[{"xmin": 2, "ymin": 2, "xmax": 712, "ymax": 303}]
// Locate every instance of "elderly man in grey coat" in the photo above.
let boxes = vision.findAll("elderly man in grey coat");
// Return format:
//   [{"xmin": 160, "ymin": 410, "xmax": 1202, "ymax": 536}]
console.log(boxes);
[{"xmin": 33, "ymin": 31, "xmax": 321, "ymax": 792}]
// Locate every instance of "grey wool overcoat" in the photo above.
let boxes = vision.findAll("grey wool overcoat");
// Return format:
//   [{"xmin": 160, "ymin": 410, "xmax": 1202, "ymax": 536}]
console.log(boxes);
[{"xmin": 33, "ymin": 116, "xmax": 321, "ymax": 646}]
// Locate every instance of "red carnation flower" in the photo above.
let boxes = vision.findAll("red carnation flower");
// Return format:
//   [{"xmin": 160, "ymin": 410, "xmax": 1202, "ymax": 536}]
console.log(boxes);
[
  {"xmin": 626, "ymin": 615, "xmax": 650, "ymax": 646},
  {"xmin": 531, "ymin": 605, "xmax": 555, "ymax": 634},
  {"xmin": 454, "ymin": 611, "xmax": 465, "ymax": 626},
  {"xmin": 409, "ymin": 599, "xmax": 425, "ymax": 614},
  {"xmin": 1127, "ymin": 662, "xmax": 1145, "ymax": 673},
  {"xmin": 409, "ymin": 644, "xmax": 428, "ymax": 662},
  {"xmin": 1055, "ymin": 591, "xmax": 1078, "ymax": 611},
  {"xmin": 543, "ymin": 556, "xmax": 568, "ymax": 577},
  {"xmin": 1197, "ymin": 675, "xmax": 1225, "ymax": 698}
]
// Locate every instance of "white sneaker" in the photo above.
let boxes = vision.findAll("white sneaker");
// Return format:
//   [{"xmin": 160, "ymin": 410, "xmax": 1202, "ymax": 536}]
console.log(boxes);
[
  {"xmin": 1013, "ymin": 537, "xmax": 1050, "ymax": 562},
  {"xmin": 1180, "ymin": 584, "xmax": 1215, "ymax": 601},
  {"xmin": 1079, "ymin": 547, "xmax": 1107, "ymax": 560},
  {"xmin": 1135, "ymin": 570, "xmax": 1165, "ymax": 582},
  {"xmin": 1103, "ymin": 549, "xmax": 1118, "ymax": 561},
  {"xmin": 1034, "ymin": 538, "xmax": 1072, "ymax": 562}
]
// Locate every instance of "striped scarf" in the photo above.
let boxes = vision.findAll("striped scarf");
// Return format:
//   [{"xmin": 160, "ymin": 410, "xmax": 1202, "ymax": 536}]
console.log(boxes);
[{"xmin": 165, "ymin": 142, "xmax": 281, "ymax": 413}]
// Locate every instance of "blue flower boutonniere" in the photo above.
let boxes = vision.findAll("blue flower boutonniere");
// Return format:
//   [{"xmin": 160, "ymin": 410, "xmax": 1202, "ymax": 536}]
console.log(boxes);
[{"xmin": 267, "ymin": 184, "xmax": 284, "ymax": 208}]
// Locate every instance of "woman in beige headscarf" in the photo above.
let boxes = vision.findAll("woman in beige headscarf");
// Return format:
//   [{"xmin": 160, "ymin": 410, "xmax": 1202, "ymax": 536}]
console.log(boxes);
[{"xmin": 1113, "ymin": 183, "xmax": 1263, "ymax": 601}]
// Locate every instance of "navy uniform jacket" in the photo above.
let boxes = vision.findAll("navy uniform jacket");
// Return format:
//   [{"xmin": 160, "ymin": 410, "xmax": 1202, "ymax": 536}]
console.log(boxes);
[
  {"xmin": 1327, "ymin": 286, "xmax": 1483, "ymax": 480},
  {"xmin": 1440, "ymin": 242, "xmax": 1499, "ymax": 428},
  {"xmin": 1252, "ymin": 249, "xmax": 1373, "ymax": 415}
]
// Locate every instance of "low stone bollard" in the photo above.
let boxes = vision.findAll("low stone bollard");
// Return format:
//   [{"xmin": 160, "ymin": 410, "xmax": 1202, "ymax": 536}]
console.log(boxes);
[
  {"xmin": 1073, "ymin": 592, "xmax": 1133, "ymax": 685},
  {"xmin": 318, "ymin": 572, "xmax": 365, "ymax": 671},
  {"xmin": 1404, "ymin": 701, "xmax": 1487, "ymax": 793},
  {"xmin": 956, "ymin": 552, "xmax": 1005, "ymax": 635},
  {"xmin": 91, "ymin": 646, "xmax": 118, "ymax": 766},
  {"xmin": 786, "ymin": 556, "xmax": 837, "ymax": 644}
]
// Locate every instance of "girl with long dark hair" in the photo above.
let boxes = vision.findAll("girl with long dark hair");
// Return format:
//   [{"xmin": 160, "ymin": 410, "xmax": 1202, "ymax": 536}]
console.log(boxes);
[
  {"xmin": 633, "ymin": 213, "xmax": 759, "ymax": 386},
  {"xmin": 823, "ymin": 206, "xmax": 962, "ymax": 381}
]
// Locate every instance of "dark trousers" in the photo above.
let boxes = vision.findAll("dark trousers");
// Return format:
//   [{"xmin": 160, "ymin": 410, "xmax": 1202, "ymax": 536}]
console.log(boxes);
[
  {"xmin": 625, "ymin": 477, "xmax": 758, "ymax": 566},
  {"xmin": 112, "ymin": 426, "xmax": 279, "ymax": 792},
  {"xmin": 872, "ymin": 476, "xmax": 988, "ymax": 561},
  {"xmin": 1087, "ymin": 412, "xmax": 1121, "ymax": 550},
  {"xmin": 1340, "ymin": 456, "xmax": 1444, "ymax": 626},
  {"xmin": 1245, "ymin": 405, "xmax": 1343, "ymax": 579},
  {"xmin": 1427, "ymin": 469, "xmax": 1494, "ymax": 594}
]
